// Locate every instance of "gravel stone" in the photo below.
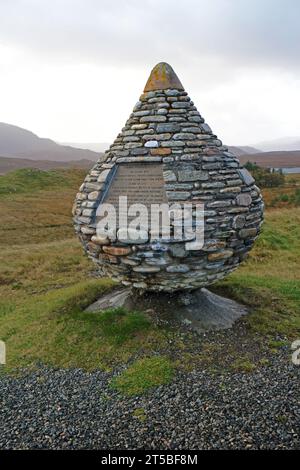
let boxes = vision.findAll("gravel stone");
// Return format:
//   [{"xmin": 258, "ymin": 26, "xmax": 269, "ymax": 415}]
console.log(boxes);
[{"xmin": 0, "ymin": 352, "xmax": 298, "ymax": 450}]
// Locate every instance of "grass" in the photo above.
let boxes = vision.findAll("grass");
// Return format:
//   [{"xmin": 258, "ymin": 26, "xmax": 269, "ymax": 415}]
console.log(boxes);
[
  {"xmin": 261, "ymin": 173, "xmax": 300, "ymax": 208},
  {"xmin": 217, "ymin": 276, "xmax": 300, "ymax": 338},
  {"xmin": 0, "ymin": 167, "xmax": 299, "ymax": 392},
  {"xmin": 213, "ymin": 207, "xmax": 300, "ymax": 340},
  {"xmin": 0, "ymin": 277, "xmax": 174, "ymax": 372},
  {"xmin": 93, "ymin": 307, "xmax": 151, "ymax": 345},
  {"xmin": 0, "ymin": 168, "xmax": 85, "ymax": 245},
  {"xmin": 230, "ymin": 357, "xmax": 256, "ymax": 373},
  {"xmin": 132, "ymin": 408, "xmax": 147, "ymax": 421},
  {"xmin": 0, "ymin": 168, "xmax": 169, "ymax": 375},
  {"xmin": 111, "ymin": 356, "xmax": 174, "ymax": 395},
  {"xmin": 0, "ymin": 168, "xmax": 85, "ymax": 195},
  {"xmin": 268, "ymin": 188, "xmax": 300, "ymax": 208}
]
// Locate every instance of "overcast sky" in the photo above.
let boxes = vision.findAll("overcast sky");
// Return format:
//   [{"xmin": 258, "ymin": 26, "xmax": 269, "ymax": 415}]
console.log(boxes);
[{"xmin": 0, "ymin": 0, "xmax": 299, "ymax": 145}]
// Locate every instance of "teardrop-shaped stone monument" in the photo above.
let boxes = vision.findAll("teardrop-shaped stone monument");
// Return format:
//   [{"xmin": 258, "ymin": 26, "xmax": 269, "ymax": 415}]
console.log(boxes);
[{"xmin": 73, "ymin": 62, "xmax": 264, "ymax": 293}]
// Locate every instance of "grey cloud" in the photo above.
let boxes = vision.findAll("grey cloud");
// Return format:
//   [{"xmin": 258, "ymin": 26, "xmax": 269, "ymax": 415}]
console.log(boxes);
[{"xmin": 0, "ymin": 0, "xmax": 299, "ymax": 73}]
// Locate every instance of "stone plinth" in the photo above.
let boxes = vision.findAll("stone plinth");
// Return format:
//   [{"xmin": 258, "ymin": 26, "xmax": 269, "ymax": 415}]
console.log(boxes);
[{"xmin": 85, "ymin": 287, "xmax": 248, "ymax": 332}]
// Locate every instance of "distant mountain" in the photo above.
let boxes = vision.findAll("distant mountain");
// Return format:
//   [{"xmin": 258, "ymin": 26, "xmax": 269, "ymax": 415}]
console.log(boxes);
[
  {"xmin": 238, "ymin": 151, "xmax": 300, "ymax": 168},
  {"xmin": 228, "ymin": 146, "xmax": 261, "ymax": 156},
  {"xmin": 61, "ymin": 142, "xmax": 110, "ymax": 153},
  {"xmin": 3, "ymin": 122, "xmax": 299, "ymax": 171},
  {"xmin": 64, "ymin": 143, "xmax": 262, "ymax": 157},
  {"xmin": 255, "ymin": 137, "xmax": 300, "ymax": 152},
  {"xmin": 0, "ymin": 123, "xmax": 101, "ymax": 162},
  {"xmin": 0, "ymin": 156, "xmax": 94, "ymax": 175}
]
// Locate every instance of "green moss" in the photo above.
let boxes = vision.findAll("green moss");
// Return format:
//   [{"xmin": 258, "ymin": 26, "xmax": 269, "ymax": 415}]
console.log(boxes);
[
  {"xmin": 259, "ymin": 358, "xmax": 271, "ymax": 366},
  {"xmin": 79, "ymin": 307, "xmax": 151, "ymax": 346},
  {"xmin": 276, "ymin": 415, "xmax": 288, "ymax": 424},
  {"xmin": 111, "ymin": 356, "xmax": 174, "ymax": 396},
  {"xmin": 132, "ymin": 407, "xmax": 147, "ymax": 422}
]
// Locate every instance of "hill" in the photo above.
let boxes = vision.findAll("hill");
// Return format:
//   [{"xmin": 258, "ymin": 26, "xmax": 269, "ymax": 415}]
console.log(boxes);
[
  {"xmin": 0, "ymin": 122, "xmax": 100, "ymax": 162},
  {"xmin": 228, "ymin": 145, "xmax": 261, "ymax": 156},
  {"xmin": 62, "ymin": 142, "xmax": 110, "ymax": 153},
  {"xmin": 238, "ymin": 150, "xmax": 300, "ymax": 168},
  {"xmin": 255, "ymin": 136, "xmax": 300, "ymax": 152},
  {"xmin": 66, "ymin": 143, "xmax": 261, "ymax": 157},
  {"xmin": 0, "ymin": 156, "xmax": 94, "ymax": 175},
  {"xmin": 2, "ymin": 122, "xmax": 299, "ymax": 171}
]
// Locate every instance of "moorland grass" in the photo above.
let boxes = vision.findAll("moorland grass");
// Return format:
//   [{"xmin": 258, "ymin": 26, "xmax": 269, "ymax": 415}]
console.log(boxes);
[
  {"xmin": 0, "ymin": 168, "xmax": 86, "ymax": 195},
  {"xmin": 0, "ymin": 277, "xmax": 170, "ymax": 372},
  {"xmin": 214, "ymin": 207, "xmax": 300, "ymax": 339}
]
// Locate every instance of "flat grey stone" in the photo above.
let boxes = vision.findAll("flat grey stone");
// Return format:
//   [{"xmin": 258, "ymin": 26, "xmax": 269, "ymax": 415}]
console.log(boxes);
[
  {"xmin": 200, "ymin": 123, "xmax": 212, "ymax": 133},
  {"xmin": 156, "ymin": 123, "xmax": 181, "ymax": 133},
  {"xmin": 144, "ymin": 140, "xmax": 159, "ymax": 148},
  {"xmin": 166, "ymin": 264, "xmax": 190, "ymax": 273},
  {"xmin": 176, "ymin": 288, "xmax": 248, "ymax": 332},
  {"xmin": 85, "ymin": 288, "xmax": 131, "ymax": 312},
  {"xmin": 178, "ymin": 170, "xmax": 208, "ymax": 182},
  {"xmin": 238, "ymin": 168, "xmax": 255, "ymax": 186},
  {"xmin": 236, "ymin": 193, "xmax": 252, "ymax": 206}
]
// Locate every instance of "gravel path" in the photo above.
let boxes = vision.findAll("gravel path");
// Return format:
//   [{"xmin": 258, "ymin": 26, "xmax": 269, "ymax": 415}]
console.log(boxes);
[{"xmin": 0, "ymin": 353, "xmax": 299, "ymax": 450}]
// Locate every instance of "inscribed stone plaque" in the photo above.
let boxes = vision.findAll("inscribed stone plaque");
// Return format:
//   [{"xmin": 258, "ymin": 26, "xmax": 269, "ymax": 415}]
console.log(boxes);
[
  {"xmin": 103, "ymin": 163, "xmax": 167, "ymax": 207},
  {"xmin": 97, "ymin": 163, "xmax": 167, "ymax": 225}
]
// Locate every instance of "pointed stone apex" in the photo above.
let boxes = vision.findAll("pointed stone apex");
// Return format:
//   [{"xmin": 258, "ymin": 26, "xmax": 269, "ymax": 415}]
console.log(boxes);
[{"xmin": 144, "ymin": 62, "xmax": 184, "ymax": 92}]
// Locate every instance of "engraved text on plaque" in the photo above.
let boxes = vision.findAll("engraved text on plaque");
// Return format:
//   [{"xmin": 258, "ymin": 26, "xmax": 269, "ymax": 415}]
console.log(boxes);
[{"xmin": 97, "ymin": 163, "xmax": 167, "ymax": 225}]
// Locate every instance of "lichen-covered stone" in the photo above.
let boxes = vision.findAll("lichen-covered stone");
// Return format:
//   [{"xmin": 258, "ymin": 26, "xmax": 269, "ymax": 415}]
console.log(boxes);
[
  {"xmin": 150, "ymin": 148, "xmax": 172, "ymax": 156},
  {"xmin": 91, "ymin": 235, "xmax": 110, "ymax": 245},
  {"xmin": 208, "ymin": 250, "xmax": 234, "ymax": 261},
  {"xmin": 144, "ymin": 62, "xmax": 184, "ymax": 92},
  {"xmin": 102, "ymin": 246, "xmax": 132, "ymax": 256}
]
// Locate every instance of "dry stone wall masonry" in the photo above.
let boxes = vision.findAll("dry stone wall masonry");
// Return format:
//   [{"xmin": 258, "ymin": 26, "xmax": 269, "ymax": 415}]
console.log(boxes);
[{"xmin": 73, "ymin": 63, "xmax": 264, "ymax": 292}]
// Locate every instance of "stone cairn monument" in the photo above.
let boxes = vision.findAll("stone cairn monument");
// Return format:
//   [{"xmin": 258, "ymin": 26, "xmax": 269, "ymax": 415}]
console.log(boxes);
[{"xmin": 73, "ymin": 63, "xmax": 264, "ymax": 328}]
